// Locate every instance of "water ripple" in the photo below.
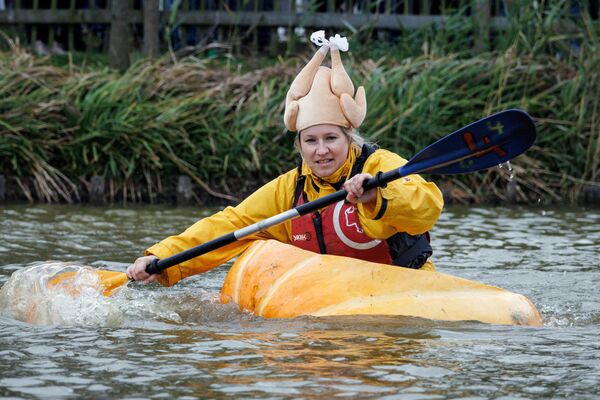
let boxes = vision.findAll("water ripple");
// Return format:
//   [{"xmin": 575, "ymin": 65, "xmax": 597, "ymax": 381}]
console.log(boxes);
[{"xmin": 0, "ymin": 205, "xmax": 599, "ymax": 398}]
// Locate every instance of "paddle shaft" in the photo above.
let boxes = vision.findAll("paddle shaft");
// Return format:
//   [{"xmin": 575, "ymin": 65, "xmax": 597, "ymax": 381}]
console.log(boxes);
[
  {"xmin": 146, "ymin": 169, "xmax": 399, "ymax": 274},
  {"xmin": 146, "ymin": 109, "xmax": 536, "ymax": 275}
]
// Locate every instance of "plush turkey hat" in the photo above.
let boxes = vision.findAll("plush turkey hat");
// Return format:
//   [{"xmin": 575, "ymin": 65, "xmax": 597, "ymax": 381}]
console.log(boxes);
[{"xmin": 284, "ymin": 31, "xmax": 367, "ymax": 132}]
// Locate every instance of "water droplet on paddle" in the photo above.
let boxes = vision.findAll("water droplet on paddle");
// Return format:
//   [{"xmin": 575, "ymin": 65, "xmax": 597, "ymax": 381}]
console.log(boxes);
[{"xmin": 498, "ymin": 161, "xmax": 514, "ymax": 181}]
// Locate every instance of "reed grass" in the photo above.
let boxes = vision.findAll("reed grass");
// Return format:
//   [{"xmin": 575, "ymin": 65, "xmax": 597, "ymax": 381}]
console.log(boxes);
[{"xmin": 0, "ymin": 2, "xmax": 598, "ymax": 204}]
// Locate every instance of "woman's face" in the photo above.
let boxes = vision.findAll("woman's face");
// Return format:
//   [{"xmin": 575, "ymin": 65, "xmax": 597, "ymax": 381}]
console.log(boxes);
[{"xmin": 299, "ymin": 124, "xmax": 350, "ymax": 178}]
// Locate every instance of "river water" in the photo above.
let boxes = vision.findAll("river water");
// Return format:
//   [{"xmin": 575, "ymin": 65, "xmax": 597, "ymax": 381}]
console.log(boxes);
[{"xmin": 0, "ymin": 204, "xmax": 598, "ymax": 399}]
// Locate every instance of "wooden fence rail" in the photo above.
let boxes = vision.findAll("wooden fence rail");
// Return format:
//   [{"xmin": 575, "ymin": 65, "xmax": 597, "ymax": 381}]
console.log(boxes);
[{"xmin": 0, "ymin": 0, "xmax": 595, "ymax": 68}]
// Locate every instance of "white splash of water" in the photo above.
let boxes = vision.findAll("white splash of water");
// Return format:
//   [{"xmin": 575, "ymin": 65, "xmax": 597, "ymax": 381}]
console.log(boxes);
[
  {"xmin": 0, "ymin": 262, "xmax": 124, "ymax": 327},
  {"xmin": 0, "ymin": 263, "xmax": 234, "ymax": 327}
]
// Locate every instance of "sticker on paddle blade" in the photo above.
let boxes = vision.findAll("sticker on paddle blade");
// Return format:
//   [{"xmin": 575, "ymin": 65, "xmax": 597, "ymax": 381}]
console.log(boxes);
[{"xmin": 402, "ymin": 109, "xmax": 536, "ymax": 176}]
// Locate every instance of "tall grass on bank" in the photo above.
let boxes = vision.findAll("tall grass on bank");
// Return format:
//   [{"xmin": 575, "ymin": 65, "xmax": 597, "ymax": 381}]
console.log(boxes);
[
  {"xmin": 0, "ymin": 3, "xmax": 598, "ymax": 204},
  {"xmin": 0, "ymin": 38, "xmax": 294, "ymax": 203}
]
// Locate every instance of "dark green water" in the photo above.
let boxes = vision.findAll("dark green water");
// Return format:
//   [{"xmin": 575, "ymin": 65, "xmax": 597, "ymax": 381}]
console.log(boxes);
[{"xmin": 0, "ymin": 204, "xmax": 599, "ymax": 399}]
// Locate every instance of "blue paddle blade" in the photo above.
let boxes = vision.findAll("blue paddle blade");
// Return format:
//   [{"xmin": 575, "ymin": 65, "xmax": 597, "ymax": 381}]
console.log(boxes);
[{"xmin": 400, "ymin": 109, "xmax": 536, "ymax": 176}]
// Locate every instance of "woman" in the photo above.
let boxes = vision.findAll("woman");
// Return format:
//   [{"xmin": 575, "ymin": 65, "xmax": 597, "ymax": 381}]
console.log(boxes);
[{"xmin": 127, "ymin": 32, "xmax": 443, "ymax": 286}]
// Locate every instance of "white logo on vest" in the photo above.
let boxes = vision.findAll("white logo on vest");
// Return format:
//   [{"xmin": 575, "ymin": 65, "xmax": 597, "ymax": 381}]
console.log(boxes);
[{"xmin": 332, "ymin": 201, "xmax": 381, "ymax": 250}]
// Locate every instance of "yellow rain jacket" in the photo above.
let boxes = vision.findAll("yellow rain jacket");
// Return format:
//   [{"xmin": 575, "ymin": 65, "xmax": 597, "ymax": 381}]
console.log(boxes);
[{"xmin": 147, "ymin": 146, "xmax": 444, "ymax": 286}]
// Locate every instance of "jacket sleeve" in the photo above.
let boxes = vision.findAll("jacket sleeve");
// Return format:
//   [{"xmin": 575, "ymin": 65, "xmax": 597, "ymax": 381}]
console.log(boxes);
[
  {"xmin": 145, "ymin": 169, "xmax": 297, "ymax": 286},
  {"xmin": 357, "ymin": 149, "xmax": 444, "ymax": 238}
]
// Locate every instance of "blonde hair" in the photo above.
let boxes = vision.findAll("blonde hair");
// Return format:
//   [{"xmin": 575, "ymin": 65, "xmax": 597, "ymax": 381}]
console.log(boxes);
[{"xmin": 344, "ymin": 127, "xmax": 371, "ymax": 148}]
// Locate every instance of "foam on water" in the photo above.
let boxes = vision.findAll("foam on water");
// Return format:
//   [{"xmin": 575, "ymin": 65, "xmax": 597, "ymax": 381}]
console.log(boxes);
[
  {"xmin": 0, "ymin": 261, "xmax": 248, "ymax": 328},
  {"xmin": 0, "ymin": 262, "xmax": 125, "ymax": 326},
  {"xmin": 0, "ymin": 262, "xmax": 185, "ymax": 327}
]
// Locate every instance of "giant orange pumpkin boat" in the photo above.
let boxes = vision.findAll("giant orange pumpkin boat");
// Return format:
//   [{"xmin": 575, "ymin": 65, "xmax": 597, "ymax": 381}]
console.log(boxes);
[{"xmin": 221, "ymin": 240, "xmax": 542, "ymax": 326}]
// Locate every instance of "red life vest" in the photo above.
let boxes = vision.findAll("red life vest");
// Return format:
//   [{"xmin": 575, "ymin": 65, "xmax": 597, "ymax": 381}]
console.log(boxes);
[
  {"xmin": 291, "ymin": 195, "xmax": 394, "ymax": 264},
  {"xmin": 290, "ymin": 145, "xmax": 433, "ymax": 268}
]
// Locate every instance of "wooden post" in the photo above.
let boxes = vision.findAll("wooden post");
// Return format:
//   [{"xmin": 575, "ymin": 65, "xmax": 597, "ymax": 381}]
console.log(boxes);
[
  {"xmin": 502, "ymin": 0, "xmax": 514, "ymax": 17},
  {"xmin": 68, "ymin": 0, "xmax": 75, "ymax": 51},
  {"xmin": 252, "ymin": 0, "xmax": 259, "ymax": 52},
  {"xmin": 89, "ymin": 175, "xmax": 105, "ymax": 205},
  {"xmin": 31, "ymin": 0, "xmax": 39, "ymax": 49},
  {"xmin": 584, "ymin": 186, "xmax": 600, "ymax": 205},
  {"xmin": 473, "ymin": 0, "xmax": 490, "ymax": 52},
  {"xmin": 505, "ymin": 179, "xmax": 517, "ymax": 204},
  {"xmin": 49, "ymin": 0, "xmax": 57, "ymax": 47},
  {"xmin": 281, "ymin": 0, "xmax": 293, "ymax": 54},
  {"xmin": 422, "ymin": 0, "xmax": 430, "ymax": 15},
  {"xmin": 143, "ymin": 0, "xmax": 160, "ymax": 58},
  {"xmin": 0, "ymin": 175, "xmax": 6, "ymax": 202},
  {"xmin": 177, "ymin": 175, "xmax": 193, "ymax": 206},
  {"xmin": 327, "ymin": 0, "xmax": 335, "ymax": 12},
  {"xmin": 84, "ymin": 0, "xmax": 96, "ymax": 52},
  {"xmin": 109, "ymin": 0, "xmax": 131, "ymax": 70},
  {"xmin": 12, "ymin": 0, "xmax": 26, "ymax": 47},
  {"xmin": 181, "ymin": 0, "xmax": 189, "ymax": 48}
]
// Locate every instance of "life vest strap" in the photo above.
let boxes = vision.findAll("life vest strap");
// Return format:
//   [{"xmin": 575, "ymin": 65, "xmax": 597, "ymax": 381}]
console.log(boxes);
[{"xmin": 292, "ymin": 144, "xmax": 433, "ymax": 269}]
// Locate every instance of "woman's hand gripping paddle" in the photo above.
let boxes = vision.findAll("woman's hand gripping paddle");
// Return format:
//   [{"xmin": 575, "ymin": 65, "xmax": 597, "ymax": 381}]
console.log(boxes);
[{"xmin": 49, "ymin": 109, "xmax": 537, "ymax": 296}]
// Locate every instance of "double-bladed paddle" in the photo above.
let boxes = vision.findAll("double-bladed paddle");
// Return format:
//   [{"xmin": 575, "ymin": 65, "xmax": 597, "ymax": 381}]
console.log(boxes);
[{"xmin": 49, "ymin": 109, "xmax": 536, "ymax": 296}]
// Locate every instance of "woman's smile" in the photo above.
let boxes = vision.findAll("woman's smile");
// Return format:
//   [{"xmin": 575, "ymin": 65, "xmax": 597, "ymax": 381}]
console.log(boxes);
[{"xmin": 317, "ymin": 158, "xmax": 333, "ymax": 164}]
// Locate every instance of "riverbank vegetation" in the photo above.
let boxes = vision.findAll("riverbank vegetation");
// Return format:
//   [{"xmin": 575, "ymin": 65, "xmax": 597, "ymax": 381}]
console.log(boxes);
[{"xmin": 1, "ymin": 3, "xmax": 598, "ymax": 205}]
